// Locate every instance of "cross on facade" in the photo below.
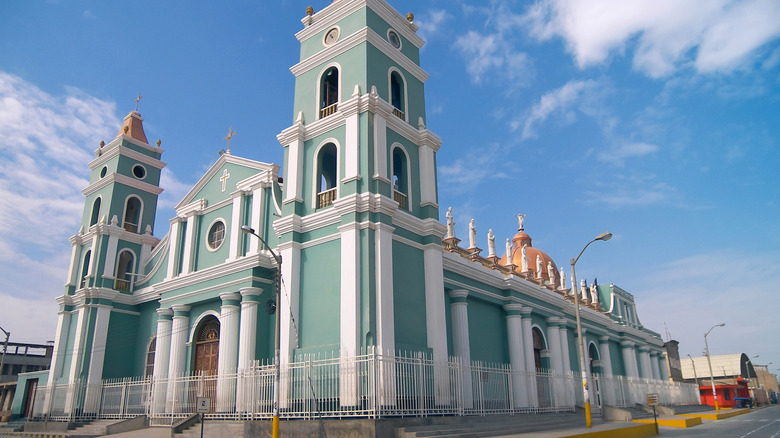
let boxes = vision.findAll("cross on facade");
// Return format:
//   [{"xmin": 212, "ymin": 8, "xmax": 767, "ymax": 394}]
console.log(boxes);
[
  {"xmin": 220, "ymin": 169, "xmax": 231, "ymax": 192},
  {"xmin": 135, "ymin": 93, "xmax": 142, "ymax": 112},
  {"xmin": 224, "ymin": 126, "xmax": 237, "ymax": 154}
]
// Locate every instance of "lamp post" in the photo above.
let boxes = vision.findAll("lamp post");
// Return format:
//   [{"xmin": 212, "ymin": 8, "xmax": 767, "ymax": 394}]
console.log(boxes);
[
  {"xmin": 0, "ymin": 326, "xmax": 9, "ymax": 381},
  {"xmin": 704, "ymin": 323, "xmax": 725, "ymax": 413},
  {"xmin": 745, "ymin": 355, "xmax": 759, "ymax": 406},
  {"xmin": 570, "ymin": 231, "xmax": 612, "ymax": 428},
  {"xmin": 241, "ymin": 225, "xmax": 282, "ymax": 438},
  {"xmin": 687, "ymin": 354, "xmax": 699, "ymax": 395}
]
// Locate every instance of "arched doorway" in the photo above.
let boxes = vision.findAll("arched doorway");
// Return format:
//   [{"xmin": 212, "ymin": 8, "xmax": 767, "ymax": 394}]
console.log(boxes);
[
  {"xmin": 194, "ymin": 316, "xmax": 220, "ymax": 375},
  {"xmin": 532, "ymin": 327, "xmax": 551, "ymax": 407}
]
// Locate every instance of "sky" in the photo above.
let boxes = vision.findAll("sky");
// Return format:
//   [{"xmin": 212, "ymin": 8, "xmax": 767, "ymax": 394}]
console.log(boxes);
[{"xmin": 1, "ymin": 0, "xmax": 779, "ymax": 377}]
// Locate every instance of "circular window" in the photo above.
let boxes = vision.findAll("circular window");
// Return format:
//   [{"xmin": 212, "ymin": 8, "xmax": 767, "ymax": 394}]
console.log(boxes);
[
  {"xmin": 100, "ymin": 166, "xmax": 108, "ymax": 178},
  {"xmin": 207, "ymin": 220, "xmax": 226, "ymax": 251},
  {"xmin": 388, "ymin": 30, "xmax": 401, "ymax": 49},
  {"xmin": 132, "ymin": 164, "xmax": 146, "ymax": 179}
]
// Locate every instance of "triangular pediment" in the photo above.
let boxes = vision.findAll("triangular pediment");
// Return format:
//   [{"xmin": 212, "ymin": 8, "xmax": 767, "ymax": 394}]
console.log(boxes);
[{"xmin": 175, "ymin": 154, "xmax": 279, "ymax": 213}]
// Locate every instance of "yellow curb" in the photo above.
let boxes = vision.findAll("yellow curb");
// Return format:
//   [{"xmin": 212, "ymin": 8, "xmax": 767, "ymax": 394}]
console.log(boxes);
[
  {"xmin": 633, "ymin": 415, "xmax": 702, "ymax": 428},
  {"xmin": 679, "ymin": 408, "xmax": 750, "ymax": 420},
  {"xmin": 557, "ymin": 423, "xmax": 657, "ymax": 438}
]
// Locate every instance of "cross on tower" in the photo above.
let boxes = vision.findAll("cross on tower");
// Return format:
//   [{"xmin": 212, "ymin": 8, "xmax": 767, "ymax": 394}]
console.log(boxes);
[
  {"xmin": 224, "ymin": 126, "xmax": 237, "ymax": 154},
  {"xmin": 220, "ymin": 169, "xmax": 231, "ymax": 192},
  {"xmin": 135, "ymin": 93, "xmax": 142, "ymax": 112}
]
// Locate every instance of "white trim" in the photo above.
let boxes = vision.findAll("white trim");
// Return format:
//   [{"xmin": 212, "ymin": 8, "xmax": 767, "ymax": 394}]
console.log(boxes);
[
  {"xmin": 89, "ymin": 143, "xmax": 166, "ymax": 171},
  {"xmin": 387, "ymin": 28, "xmax": 402, "ymax": 50},
  {"xmin": 390, "ymin": 142, "xmax": 413, "ymax": 211},
  {"xmin": 322, "ymin": 25, "xmax": 341, "ymax": 47},
  {"xmin": 82, "ymin": 172, "xmax": 164, "ymax": 197},
  {"xmin": 205, "ymin": 217, "xmax": 228, "ymax": 252},
  {"xmin": 188, "ymin": 311, "xmax": 221, "ymax": 346},
  {"xmin": 122, "ymin": 195, "xmax": 144, "ymax": 234},
  {"xmin": 316, "ymin": 63, "xmax": 342, "ymax": 120},
  {"xmin": 131, "ymin": 163, "xmax": 147, "ymax": 181}
]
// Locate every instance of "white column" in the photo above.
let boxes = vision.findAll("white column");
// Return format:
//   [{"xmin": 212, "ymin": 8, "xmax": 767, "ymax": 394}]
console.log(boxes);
[
  {"xmin": 650, "ymin": 352, "xmax": 661, "ymax": 380},
  {"xmin": 419, "ymin": 145, "xmax": 437, "ymax": 206},
  {"xmin": 248, "ymin": 186, "xmax": 267, "ymax": 255},
  {"xmin": 424, "ymin": 246, "xmax": 450, "ymax": 404},
  {"xmin": 43, "ymin": 309, "xmax": 72, "ymax": 414},
  {"xmin": 620, "ymin": 341, "xmax": 638, "ymax": 378},
  {"xmin": 373, "ymin": 113, "xmax": 388, "ymax": 181},
  {"xmin": 598, "ymin": 336, "xmax": 614, "ymax": 405},
  {"xmin": 638, "ymin": 347, "xmax": 652, "ymax": 379},
  {"xmin": 84, "ymin": 305, "xmax": 111, "ymax": 414},
  {"xmin": 521, "ymin": 308, "xmax": 538, "ymax": 407},
  {"xmin": 151, "ymin": 308, "xmax": 173, "ymax": 414},
  {"xmin": 344, "ymin": 111, "xmax": 359, "ymax": 182},
  {"xmin": 64, "ymin": 306, "xmax": 88, "ymax": 414},
  {"xmin": 375, "ymin": 223, "xmax": 396, "ymax": 405},
  {"xmin": 504, "ymin": 304, "xmax": 527, "ymax": 409},
  {"xmin": 167, "ymin": 305, "xmax": 191, "ymax": 412},
  {"xmin": 283, "ymin": 138, "xmax": 304, "ymax": 204},
  {"xmin": 236, "ymin": 287, "xmax": 262, "ymax": 412},
  {"xmin": 339, "ymin": 223, "xmax": 361, "ymax": 406},
  {"xmin": 227, "ymin": 194, "xmax": 245, "ymax": 262},
  {"xmin": 558, "ymin": 321, "xmax": 573, "ymax": 406},
  {"xmin": 451, "ymin": 290, "xmax": 473, "ymax": 409},
  {"xmin": 102, "ymin": 234, "xmax": 119, "ymax": 280},
  {"xmin": 217, "ymin": 293, "xmax": 240, "ymax": 412},
  {"xmin": 166, "ymin": 219, "xmax": 181, "ymax": 279},
  {"xmin": 546, "ymin": 317, "xmax": 563, "ymax": 407}
]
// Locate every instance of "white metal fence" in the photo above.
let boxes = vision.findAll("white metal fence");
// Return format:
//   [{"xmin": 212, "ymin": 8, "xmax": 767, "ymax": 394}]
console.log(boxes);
[{"xmin": 28, "ymin": 350, "xmax": 696, "ymax": 424}]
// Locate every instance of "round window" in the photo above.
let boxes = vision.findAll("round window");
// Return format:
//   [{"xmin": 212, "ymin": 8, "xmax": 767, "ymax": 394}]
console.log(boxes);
[
  {"xmin": 132, "ymin": 164, "xmax": 146, "ymax": 179},
  {"xmin": 207, "ymin": 221, "xmax": 226, "ymax": 251},
  {"xmin": 100, "ymin": 166, "xmax": 108, "ymax": 178}
]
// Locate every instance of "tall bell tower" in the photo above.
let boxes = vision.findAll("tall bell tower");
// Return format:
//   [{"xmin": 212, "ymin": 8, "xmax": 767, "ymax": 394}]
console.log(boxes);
[
  {"xmin": 275, "ymin": 0, "xmax": 448, "ymax": 372},
  {"xmin": 47, "ymin": 109, "xmax": 164, "ymax": 413}
]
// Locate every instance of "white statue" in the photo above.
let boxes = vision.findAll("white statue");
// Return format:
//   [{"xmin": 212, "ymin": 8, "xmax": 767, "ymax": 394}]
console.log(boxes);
[
  {"xmin": 590, "ymin": 282, "xmax": 599, "ymax": 304},
  {"xmin": 468, "ymin": 219, "xmax": 477, "ymax": 248},
  {"xmin": 487, "ymin": 229, "xmax": 496, "ymax": 258},
  {"xmin": 446, "ymin": 207, "xmax": 455, "ymax": 238},
  {"xmin": 560, "ymin": 267, "xmax": 566, "ymax": 289},
  {"xmin": 521, "ymin": 244, "xmax": 529, "ymax": 272},
  {"xmin": 547, "ymin": 261, "xmax": 555, "ymax": 283},
  {"xmin": 580, "ymin": 279, "xmax": 588, "ymax": 300},
  {"xmin": 535, "ymin": 255, "xmax": 543, "ymax": 279},
  {"xmin": 505, "ymin": 239, "xmax": 512, "ymax": 265},
  {"xmin": 517, "ymin": 214, "xmax": 526, "ymax": 231}
]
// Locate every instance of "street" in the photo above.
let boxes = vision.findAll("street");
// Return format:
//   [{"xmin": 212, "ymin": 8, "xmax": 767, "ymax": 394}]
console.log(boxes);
[{"xmin": 657, "ymin": 405, "xmax": 780, "ymax": 438}]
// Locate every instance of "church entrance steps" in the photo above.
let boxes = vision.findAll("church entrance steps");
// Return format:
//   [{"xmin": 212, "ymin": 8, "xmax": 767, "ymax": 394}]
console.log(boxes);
[{"xmin": 173, "ymin": 420, "xmax": 244, "ymax": 438}]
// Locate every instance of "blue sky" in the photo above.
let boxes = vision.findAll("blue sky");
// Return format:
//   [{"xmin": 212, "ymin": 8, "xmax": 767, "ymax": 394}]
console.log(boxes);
[{"xmin": 1, "ymin": 0, "xmax": 779, "ymax": 375}]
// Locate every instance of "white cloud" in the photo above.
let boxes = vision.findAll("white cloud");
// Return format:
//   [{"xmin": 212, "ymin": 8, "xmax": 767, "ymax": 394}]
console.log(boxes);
[
  {"xmin": 524, "ymin": 0, "xmax": 780, "ymax": 78},
  {"xmin": 582, "ymin": 172, "xmax": 679, "ymax": 207},
  {"xmin": 0, "ymin": 292, "xmax": 59, "ymax": 343},
  {"xmin": 519, "ymin": 80, "xmax": 595, "ymax": 139},
  {"xmin": 416, "ymin": 9, "xmax": 451, "ymax": 43},
  {"xmin": 438, "ymin": 143, "xmax": 513, "ymax": 194},
  {"xmin": 597, "ymin": 142, "xmax": 659, "ymax": 167},
  {"xmin": 454, "ymin": 30, "xmax": 533, "ymax": 88}
]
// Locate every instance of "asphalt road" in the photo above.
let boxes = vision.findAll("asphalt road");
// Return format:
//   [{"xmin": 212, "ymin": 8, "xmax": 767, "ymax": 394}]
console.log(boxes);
[{"xmin": 657, "ymin": 405, "xmax": 780, "ymax": 438}]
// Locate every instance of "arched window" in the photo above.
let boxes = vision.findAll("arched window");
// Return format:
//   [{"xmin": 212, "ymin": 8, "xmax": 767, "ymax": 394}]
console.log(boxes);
[
  {"xmin": 90, "ymin": 197, "xmax": 101, "ymax": 227},
  {"xmin": 79, "ymin": 250, "xmax": 91, "ymax": 289},
  {"xmin": 145, "ymin": 337, "xmax": 156, "ymax": 377},
  {"xmin": 390, "ymin": 70, "xmax": 405, "ymax": 120},
  {"xmin": 123, "ymin": 197, "xmax": 142, "ymax": 233},
  {"xmin": 392, "ymin": 147, "xmax": 409, "ymax": 210},
  {"xmin": 115, "ymin": 250, "xmax": 134, "ymax": 292},
  {"xmin": 532, "ymin": 327, "xmax": 546, "ymax": 371},
  {"xmin": 588, "ymin": 343, "xmax": 600, "ymax": 375},
  {"xmin": 316, "ymin": 143, "xmax": 338, "ymax": 208},
  {"xmin": 320, "ymin": 67, "xmax": 339, "ymax": 118}
]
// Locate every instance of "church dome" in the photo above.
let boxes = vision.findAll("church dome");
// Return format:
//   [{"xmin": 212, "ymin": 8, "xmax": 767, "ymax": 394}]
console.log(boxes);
[{"xmin": 499, "ymin": 228, "xmax": 561, "ymax": 286}]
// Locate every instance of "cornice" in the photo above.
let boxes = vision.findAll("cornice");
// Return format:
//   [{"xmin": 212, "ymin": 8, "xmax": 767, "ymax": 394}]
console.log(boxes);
[{"xmin": 82, "ymin": 172, "xmax": 164, "ymax": 197}]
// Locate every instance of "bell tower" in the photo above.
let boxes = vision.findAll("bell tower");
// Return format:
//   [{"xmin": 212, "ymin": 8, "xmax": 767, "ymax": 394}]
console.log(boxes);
[
  {"xmin": 275, "ymin": 0, "xmax": 448, "ymax": 374},
  {"xmin": 47, "ymin": 109, "xmax": 164, "ymax": 413}
]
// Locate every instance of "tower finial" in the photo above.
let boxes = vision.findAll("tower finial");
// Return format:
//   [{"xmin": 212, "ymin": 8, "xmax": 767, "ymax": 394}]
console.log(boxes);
[{"xmin": 135, "ymin": 93, "xmax": 142, "ymax": 112}]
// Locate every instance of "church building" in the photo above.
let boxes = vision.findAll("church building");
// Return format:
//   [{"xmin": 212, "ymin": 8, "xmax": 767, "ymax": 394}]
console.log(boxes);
[{"xmin": 12, "ymin": 0, "xmax": 696, "ymax": 423}]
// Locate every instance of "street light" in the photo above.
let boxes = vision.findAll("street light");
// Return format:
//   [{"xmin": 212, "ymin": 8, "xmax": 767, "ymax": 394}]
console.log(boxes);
[
  {"xmin": 241, "ymin": 225, "xmax": 282, "ymax": 438},
  {"xmin": 745, "ymin": 355, "xmax": 759, "ymax": 405},
  {"xmin": 704, "ymin": 323, "xmax": 725, "ymax": 413},
  {"xmin": 0, "ymin": 326, "xmax": 9, "ymax": 380},
  {"xmin": 570, "ymin": 231, "xmax": 612, "ymax": 428},
  {"xmin": 687, "ymin": 354, "xmax": 699, "ymax": 391}
]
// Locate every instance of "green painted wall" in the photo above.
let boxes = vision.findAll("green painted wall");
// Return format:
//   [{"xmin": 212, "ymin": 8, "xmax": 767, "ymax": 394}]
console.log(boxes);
[
  {"xmin": 103, "ymin": 311, "xmax": 138, "ymax": 378},
  {"xmin": 392, "ymin": 241, "xmax": 427, "ymax": 352},
  {"xmin": 298, "ymin": 241, "xmax": 341, "ymax": 352},
  {"xmin": 467, "ymin": 298, "xmax": 508, "ymax": 364}
]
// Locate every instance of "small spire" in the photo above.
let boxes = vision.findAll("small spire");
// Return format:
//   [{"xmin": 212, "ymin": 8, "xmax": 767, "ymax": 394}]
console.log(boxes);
[
  {"xmin": 135, "ymin": 93, "xmax": 142, "ymax": 112},
  {"xmin": 117, "ymin": 109, "xmax": 149, "ymax": 143}
]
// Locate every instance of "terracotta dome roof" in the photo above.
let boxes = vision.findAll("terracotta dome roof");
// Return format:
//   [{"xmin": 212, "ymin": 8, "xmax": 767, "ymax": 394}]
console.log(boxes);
[
  {"xmin": 117, "ymin": 111, "xmax": 149, "ymax": 144},
  {"xmin": 499, "ymin": 229, "xmax": 561, "ymax": 286}
]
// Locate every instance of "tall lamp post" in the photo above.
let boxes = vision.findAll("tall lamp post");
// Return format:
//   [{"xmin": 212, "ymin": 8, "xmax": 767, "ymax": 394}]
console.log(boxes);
[
  {"xmin": 570, "ymin": 231, "xmax": 612, "ymax": 428},
  {"xmin": 745, "ymin": 355, "xmax": 759, "ymax": 405},
  {"xmin": 687, "ymin": 354, "xmax": 699, "ymax": 395},
  {"xmin": 0, "ymin": 326, "xmax": 9, "ymax": 381},
  {"xmin": 704, "ymin": 323, "xmax": 725, "ymax": 413},
  {"xmin": 241, "ymin": 225, "xmax": 282, "ymax": 438}
]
